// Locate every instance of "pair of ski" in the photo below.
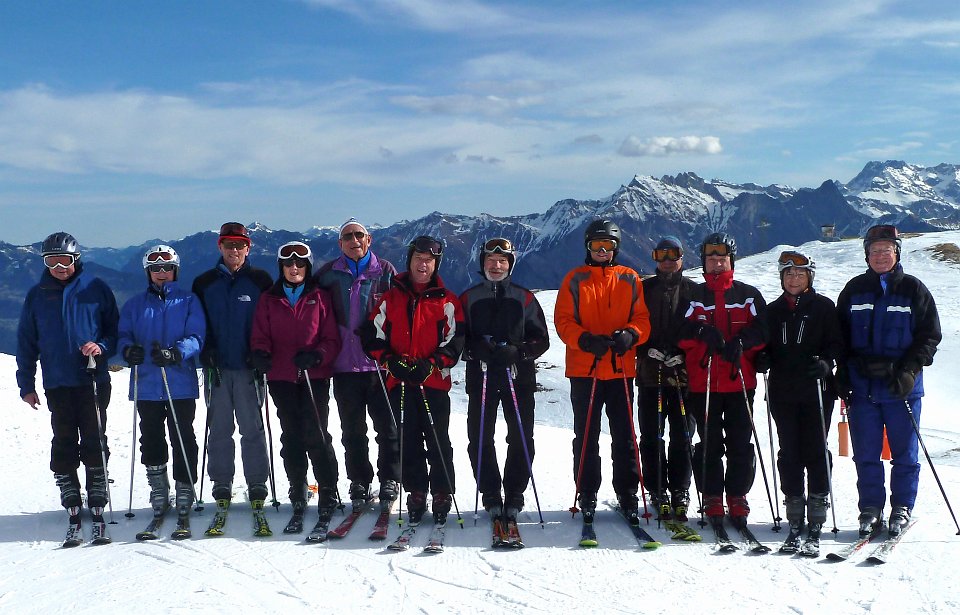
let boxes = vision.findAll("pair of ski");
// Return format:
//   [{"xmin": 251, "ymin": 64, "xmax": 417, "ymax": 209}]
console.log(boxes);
[
  {"xmin": 708, "ymin": 515, "xmax": 771, "ymax": 554},
  {"xmin": 778, "ymin": 524, "xmax": 822, "ymax": 557},
  {"xmin": 825, "ymin": 519, "xmax": 916, "ymax": 564},
  {"xmin": 63, "ymin": 508, "xmax": 112, "ymax": 548},
  {"xmin": 579, "ymin": 508, "xmax": 662, "ymax": 549},
  {"xmin": 200, "ymin": 500, "xmax": 272, "ymax": 538},
  {"xmin": 388, "ymin": 517, "xmax": 448, "ymax": 553},
  {"xmin": 135, "ymin": 504, "xmax": 193, "ymax": 541},
  {"xmin": 302, "ymin": 499, "xmax": 393, "ymax": 543},
  {"xmin": 491, "ymin": 515, "xmax": 523, "ymax": 549}
]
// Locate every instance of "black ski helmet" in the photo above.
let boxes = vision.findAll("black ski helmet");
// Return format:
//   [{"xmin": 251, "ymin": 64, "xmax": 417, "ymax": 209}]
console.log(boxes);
[
  {"xmin": 406, "ymin": 235, "xmax": 444, "ymax": 274},
  {"xmin": 700, "ymin": 232, "xmax": 737, "ymax": 269},
  {"xmin": 41, "ymin": 231, "xmax": 80, "ymax": 257},
  {"xmin": 478, "ymin": 237, "xmax": 516, "ymax": 276},
  {"xmin": 863, "ymin": 224, "xmax": 901, "ymax": 263},
  {"xmin": 584, "ymin": 219, "xmax": 621, "ymax": 262}
]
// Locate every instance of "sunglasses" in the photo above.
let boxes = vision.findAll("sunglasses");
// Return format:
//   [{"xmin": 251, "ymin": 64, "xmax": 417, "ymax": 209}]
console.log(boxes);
[
  {"xmin": 587, "ymin": 239, "xmax": 617, "ymax": 252},
  {"xmin": 703, "ymin": 243, "xmax": 731, "ymax": 257},
  {"xmin": 483, "ymin": 238, "xmax": 514, "ymax": 254},
  {"xmin": 777, "ymin": 251, "xmax": 811, "ymax": 270},
  {"xmin": 340, "ymin": 231, "xmax": 367, "ymax": 241},
  {"xmin": 652, "ymin": 246, "xmax": 682, "ymax": 262},
  {"xmin": 410, "ymin": 237, "xmax": 443, "ymax": 256},
  {"xmin": 145, "ymin": 251, "xmax": 175, "ymax": 264},
  {"xmin": 281, "ymin": 256, "xmax": 309, "ymax": 268},
  {"xmin": 865, "ymin": 224, "xmax": 899, "ymax": 241},
  {"xmin": 220, "ymin": 239, "xmax": 249, "ymax": 250},
  {"xmin": 278, "ymin": 243, "xmax": 311, "ymax": 259},
  {"xmin": 43, "ymin": 253, "xmax": 78, "ymax": 269},
  {"xmin": 148, "ymin": 264, "xmax": 176, "ymax": 273}
]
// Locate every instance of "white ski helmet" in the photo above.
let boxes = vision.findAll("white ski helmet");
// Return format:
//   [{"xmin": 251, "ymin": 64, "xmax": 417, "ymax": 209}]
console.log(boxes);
[{"xmin": 143, "ymin": 244, "xmax": 181, "ymax": 280}]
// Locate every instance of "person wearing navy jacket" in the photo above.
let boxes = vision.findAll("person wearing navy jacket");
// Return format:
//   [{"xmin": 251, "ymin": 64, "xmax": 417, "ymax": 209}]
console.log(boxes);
[
  {"xmin": 16, "ymin": 231, "xmax": 119, "ymax": 536},
  {"xmin": 837, "ymin": 224, "xmax": 941, "ymax": 537},
  {"xmin": 118, "ymin": 245, "xmax": 206, "ymax": 521}
]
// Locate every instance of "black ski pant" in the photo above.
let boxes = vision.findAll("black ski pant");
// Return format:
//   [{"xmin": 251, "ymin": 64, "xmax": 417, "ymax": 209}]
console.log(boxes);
[
  {"xmin": 137, "ymin": 399, "xmax": 199, "ymax": 484},
  {"xmin": 268, "ymin": 379, "xmax": 339, "ymax": 492},
  {"xmin": 688, "ymin": 390, "xmax": 756, "ymax": 497},
  {"xmin": 768, "ymin": 383, "xmax": 834, "ymax": 496},
  {"xmin": 331, "ymin": 371, "xmax": 400, "ymax": 485},
  {"xmin": 638, "ymin": 384, "xmax": 694, "ymax": 495},
  {"xmin": 392, "ymin": 384, "xmax": 455, "ymax": 495},
  {"xmin": 466, "ymin": 370, "xmax": 535, "ymax": 505},
  {"xmin": 46, "ymin": 382, "xmax": 111, "ymax": 474},
  {"xmin": 570, "ymin": 377, "xmax": 640, "ymax": 498}
]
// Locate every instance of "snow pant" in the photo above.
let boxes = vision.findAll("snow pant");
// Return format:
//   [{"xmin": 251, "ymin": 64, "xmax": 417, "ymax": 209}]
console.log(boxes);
[
  {"xmin": 268, "ymin": 379, "xmax": 339, "ymax": 491},
  {"xmin": 688, "ymin": 390, "xmax": 756, "ymax": 496},
  {"xmin": 768, "ymin": 383, "xmax": 833, "ymax": 497},
  {"xmin": 392, "ymin": 384, "xmax": 455, "ymax": 495},
  {"xmin": 137, "ymin": 399, "xmax": 199, "ymax": 484},
  {"xmin": 570, "ymin": 377, "xmax": 640, "ymax": 497},
  {"xmin": 205, "ymin": 369, "xmax": 270, "ymax": 485},
  {"xmin": 466, "ymin": 369, "xmax": 535, "ymax": 505},
  {"xmin": 331, "ymin": 371, "xmax": 400, "ymax": 485},
  {"xmin": 849, "ymin": 395, "xmax": 922, "ymax": 510},
  {"xmin": 46, "ymin": 382, "xmax": 111, "ymax": 474},
  {"xmin": 638, "ymin": 383, "xmax": 694, "ymax": 495}
]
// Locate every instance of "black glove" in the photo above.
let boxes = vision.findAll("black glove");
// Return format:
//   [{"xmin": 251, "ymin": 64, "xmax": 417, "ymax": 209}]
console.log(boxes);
[
  {"xmin": 472, "ymin": 337, "xmax": 496, "ymax": 363},
  {"xmin": 888, "ymin": 367, "xmax": 917, "ymax": 399},
  {"xmin": 406, "ymin": 358, "xmax": 435, "ymax": 383},
  {"xmin": 385, "ymin": 356, "xmax": 413, "ymax": 381},
  {"xmin": 721, "ymin": 339, "xmax": 743, "ymax": 365},
  {"xmin": 250, "ymin": 350, "xmax": 272, "ymax": 373},
  {"xmin": 123, "ymin": 344, "xmax": 145, "ymax": 366},
  {"xmin": 578, "ymin": 333, "xmax": 614, "ymax": 358},
  {"xmin": 753, "ymin": 350, "xmax": 771, "ymax": 374},
  {"xmin": 611, "ymin": 329, "xmax": 639, "ymax": 355},
  {"xmin": 696, "ymin": 325, "xmax": 726, "ymax": 355},
  {"xmin": 855, "ymin": 357, "xmax": 894, "ymax": 379},
  {"xmin": 835, "ymin": 365, "xmax": 852, "ymax": 404},
  {"xmin": 807, "ymin": 358, "xmax": 832, "ymax": 379},
  {"xmin": 293, "ymin": 350, "xmax": 323, "ymax": 371},
  {"xmin": 200, "ymin": 345, "xmax": 218, "ymax": 369},
  {"xmin": 490, "ymin": 344, "xmax": 520, "ymax": 367},
  {"xmin": 151, "ymin": 345, "xmax": 183, "ymax": 368}
]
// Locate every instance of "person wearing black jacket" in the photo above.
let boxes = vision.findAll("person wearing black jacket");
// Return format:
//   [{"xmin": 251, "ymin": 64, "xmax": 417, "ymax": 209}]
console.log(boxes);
[{"xmin": 764, "ymin": 250, "xmax": 843, "ymax": 550}]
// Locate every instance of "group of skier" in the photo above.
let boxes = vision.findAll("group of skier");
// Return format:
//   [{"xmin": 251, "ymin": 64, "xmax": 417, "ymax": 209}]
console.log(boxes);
[{"xmin": 15, "ymin": 217, "xmax": 941, "ymax": 554}]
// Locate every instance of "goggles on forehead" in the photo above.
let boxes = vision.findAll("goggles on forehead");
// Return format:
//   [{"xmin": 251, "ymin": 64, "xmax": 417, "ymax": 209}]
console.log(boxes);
[
  {"xmin": 865, "ymin": 224, "xmax": 899, "ymax": 241},
  {"xmin": 43, "ymin": 253, "xmax": 78, "ymax": 269},
  {"xmin": 483, "ymin": 237, "xmax": 515, "ymax": 254},
  {"xmin": 703, "ymin": 243, "xmax": 732, "ymax": 257},
  {"xmin": 652, "ymin": 246, "xmax": 682, "ymax": 262},
  {"xmin": 146, "ymin": 251, "xmax": 176, "ymax": 264},
  {"xmin": 410, "ymin": 237, "xmax": 443, "ymax": 256},
  {"xmin": 278, "ymin": 243, "xmax": 311, "ymax": 259},
  {"xmin": 587, "ymin": 238, "xmax": 617, "ymax": 252},
  {"xmin": 148, "ymin": 264, "xmax": 176, "ymax": 273},
  {"xmin": 777, "ymin": 251, "xmax": 811, "ymax": 271}
]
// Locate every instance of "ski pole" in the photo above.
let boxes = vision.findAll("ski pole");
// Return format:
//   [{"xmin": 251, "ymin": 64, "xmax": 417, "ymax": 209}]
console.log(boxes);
[
  {"xmin": 126, "ymin": 365, "xmax": 139, "ymax": 519},
  {"xmin": 737, "ymin": 365, "xmax": 778, "ymax": 531},
  {"xmin": 698, "ymin": 355, "xmax": 712, "ymax": 528},
  {"xmin": 506, "ymin": 368, "xmax": 545, "ymax": 528},
  {"xmin": 473, "ymin": 365, "xmax": 489, "ymax": 526},
  {"xmin": 159, "ymin": 364, "xmax": 200, "ymax": 508},
  {"xmin": 260, "ymin": 372, "xmax": 280, "ymax": 511},
  {"xmin": 571, "ymin": 357, "xmax": 601, "ymax": 516},
  {"xmin": 902, "ymin": 398, "xmax": 960, "ymax": 534},
  {"xmin": 397, "ymin": 382, "xmax": 406, "ymax": 526},
  {"xmin": 813, "ymin": 367, "xmax": 839, "ymax": 534},
  {"xmin": 619, "ymin": 357, "xmax": 650, "ymax": 521},
  {"xmin": 672, "ymin": 367, "xmax": 702, "ymax": 514},
  {"xmin": 86, "ymin": 355, "xmax": 116, "ymax": 524},
  {"xmin": 762, "ymin": 373, "xmax": 783, "ymax": 530},
  {"xmin": 417, "ymin": 384, "xmax": 464, "ymax": 527},
  {"xmin": 375, "ymin": 366, "xmax": 400, "ymax": 432},
  {"xmin": 195, "ymin": 367, "xmax": 216, "ymax": 512},
  {"xmin": 655, "ymin": 362, "xmax": 665, "ymax": 525},
  {"xmin": 302, "ymin": 369, "xmax": 344, "ymax": 512}
]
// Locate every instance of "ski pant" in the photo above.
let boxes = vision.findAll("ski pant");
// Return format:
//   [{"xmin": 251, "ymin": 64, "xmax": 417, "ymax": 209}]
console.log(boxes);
[
  {"xmin": 331, "ymin": 371, "xmax": 400, "ymax": 485},
  {"xmin": 768, "ymin": 383, "xmax": 833, "ymax": 497},
  {"xmin": 688, "ymin": 390, "xmax": 756, "ymax": 497},
  {"xmin": 205, "ymin": 369, "xmax": 270, "ymax": 485},
  {"xmin": 268, "ymin": 379, "xmax": 339, "ymax": 491},
  {"xmin": 638, "ymin": 383, "xmax": 694, "ymax": 495},
  {"xmin": 46, "ymin": 383, "xmax": 111, "ymax": 474},
  {"xmin": 392, "ymin": 384, "xmax": 455, "ymax": 495},
  {"xmin": 849, "ymin": 395, "xmax": 922, "ymax": 511},
  {"xmin": 570, "ymin": 377, "xmax": 640, "ymax": 498},
  {"xmin": 137, "ymin": 399, "xmax": 199, "ymax": 484},
  {"xmin": 466, "ymin": 370, "xmax": 535, "ymax": 504}
]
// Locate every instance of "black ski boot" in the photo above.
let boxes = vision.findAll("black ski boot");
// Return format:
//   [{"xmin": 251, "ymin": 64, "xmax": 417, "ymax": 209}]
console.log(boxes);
[
  {"xmin": 671, "ymin": 489, "xmax": 691, "ymax": 522},
  {"xmin": 349, "ymin": 481, "xmax": 371, "ymax": 506},
  {"xmin": 146, "ymin": 464, "xmax": 171, "ymax": 515},
  {"xmin": 780, "ymin": 495, "xmax": 805, "ymax": 554},
  {"xmin": 432, "ymin": 492, "xmax": 453, "ymax": 525},
  {"xmin": 55, "ymin": 471, "xmax": 82, "ymax": 509},
  {"xmin": 407, "ymin": 491, "xmax": 428, "ymax": 525},
  {"xmin": 284, "ymin": 481, "xmax": 309, "ymax": 534},
  {"xmin": 85, "ymin": 466, "xmax": 109, "ymax": 510},
  {"xmin": 888, "ymin": 505, "xmax": 911, "ymax": 536},
  {"xmin": 858, "ymin": 506, "xmax": 883, "ymax": 537},
  {"xmin": 649, "ymin": 490, "xmax": 671, "ymax": 520},
  {"xmin": 172, "ymin": 480, "xmax": 194, "ymax": 539}
]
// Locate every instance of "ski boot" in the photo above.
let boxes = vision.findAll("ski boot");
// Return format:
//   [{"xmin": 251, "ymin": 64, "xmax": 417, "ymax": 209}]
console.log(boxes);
[
  {"xmin": 407, "ymin": 491, "xmax": 428, "ymax": 525},
  {"xmin": 858, "ymin": 506, "xmax": 883, "ymax": 537},
  {"xmin": 671, "ymin": 489, "xmax": 691, "ymax": 522},
  {"xmin": 888, "ymin": 505, "xmax": 911, "ymax": 537},
  {"xmin": 432, "ymin": 491, "xmax": 452, "ymax": 525},
  {"xmin": 146, "ymin": 465, "xmax": 171, "ymax": 515},
  {"xmin": 379, "ymin": 479, "xmax": 399, "ymax": 502}
]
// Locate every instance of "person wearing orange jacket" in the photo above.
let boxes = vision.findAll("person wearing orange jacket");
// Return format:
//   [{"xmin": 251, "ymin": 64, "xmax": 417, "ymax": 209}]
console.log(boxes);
[{"xmin": 554, "ymin": 219, "xmax": 650, "ymax": 520}]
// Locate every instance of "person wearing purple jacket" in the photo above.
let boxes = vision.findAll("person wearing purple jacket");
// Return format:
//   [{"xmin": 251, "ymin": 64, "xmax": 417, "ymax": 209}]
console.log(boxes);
[
  {"xmin": 315, "ymin": 218, "xmax": 401, "ymax": 508},
  {"xmin": 251, "ymin": 241, "xmax": 342, "ymax": 533}
]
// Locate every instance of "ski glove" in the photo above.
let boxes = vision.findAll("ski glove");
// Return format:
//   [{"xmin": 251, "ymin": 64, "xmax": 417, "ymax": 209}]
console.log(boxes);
[
  {"xmin": 888, "ymin": 367, "xmax": 917, "ymax": 399},
  {"xmin": 406, "ymin": 359, "xmax": 435, "ymax": 384},
  {"xmin": 199, "ymin": 346, "xmax": 218, "ymax": 369},
  {"xmin": 123, "ymin": 344, "xmax": 145, "ymax": 367},
  {"xmin": 490, "ymin": 344, "xmax": 520, "ymax": 368},
  {"xmin": 578, "ymin": 333, "xmax": 614, "ymax": 358},
  {"xmin": 385, "ymin": 356, "xmax": 413, "ymax": 381},
  {"xmin": 250, "ymin": 350, "xmax": 273, "ymax": 373},
  {"xmin": 753, "ymin": 350, "xmax": 771, "ymax": 374},
  {"xmin": 472, "ymin": 337, "xmax": 496, "ymax": 363},
  {"xmin": 611, "ymin": 329, "xmax": 639, "ymax": 356},
  {"xmin": 835, "ymin": 365, "xmax": 852, "ymax": 404},
  {"xmin": 151, "ymin": 345, "xmax": 183, "ymax": 368},
  {"xmin": 696, "ymin": 325, "xmax": 725, "ymax": 355},
  {"xmin": 293, "ymin": 350, "xmax": 323, "ymax": 371},
  {"xmin": 721, "ymin": 340, "xmax": 743, "ymax": 365},
  {"xmin": 807, "ymin": 358, "xmax": 832, "ymax": 379}
]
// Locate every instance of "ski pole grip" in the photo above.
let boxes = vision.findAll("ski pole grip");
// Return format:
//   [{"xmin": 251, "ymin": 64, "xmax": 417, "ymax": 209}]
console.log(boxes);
[{"xmin": 86, "ymin": 354, "xmax": 97, "ymax": 373}]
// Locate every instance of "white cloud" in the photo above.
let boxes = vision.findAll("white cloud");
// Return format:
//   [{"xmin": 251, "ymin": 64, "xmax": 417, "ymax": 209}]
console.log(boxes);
[{"xmin": 618, "ymin": 135, "xmax": 723, "ymax": 157}]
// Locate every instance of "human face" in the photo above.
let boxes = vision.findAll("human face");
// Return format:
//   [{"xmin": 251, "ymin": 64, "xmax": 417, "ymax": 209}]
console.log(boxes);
[
  {"xmin": 219, "ymin": 239, "xmax": 249, "ymax": 272},
  {"xmin": 282, "ymin": 260, "xmax": 307, "ymax": 284},
  {"xmin": 868, "ymin": 240, "xmax": 897, "ymax": 274},
  {"xmin": 588, "ymin": 240, "xmax": 615, "ymax": 264},
  {"xmin": 409, "ymin": 251, "xmax": 436, "ymax": 284},
  {"xmin": 705, "ymin": 254, "xmax": 731, "ymax": 274},
  {"xmin": 657, "ymin": 256, "xmax": 682, "ymax": 274},
  {"xmin": 484, "ymin": 254, "xmax": 510, "ymax": 282},
  {"xmin": 46, "ymin": 258, "xmax": 76, "ymax": 281},
  {"xmin": 339, "ymin": 224, "xmax": 371, "ymax": 261},
  {"xmin": 149, "ymin": 265, "xmax": 175, "ymax": 287},
  {"xmin": 782, "ymin": 267, "xmax": 810, "ymax": 296}
]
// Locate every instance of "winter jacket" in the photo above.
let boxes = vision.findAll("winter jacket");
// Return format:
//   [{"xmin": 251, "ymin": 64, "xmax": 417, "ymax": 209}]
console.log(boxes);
[
  {"xmin": 459, "ymin": 276, "xmax": 550, "ymax": 391},
  {"xmin": 678, "ymin": 270, "xmax": 767, "ymax": 393},
  {"xmin": 837, "ymin": 264, "xmax": 940, "ymax": 401},
  {"xmin": 314, "ymin": 252, "xmax": 397, "ymax": 374},
  {"xmin": 250, "ymin": 279, "xmax": 341, "ymax": 383},
  {"xmin": 766, "ymin": 289, "xmax": 843, "ymax": 400},
  {"xmin": 554, "ymin": 262, "xmax": 650, "ymax": 380},
  {"xmin": 117, "ymin": 281, "xmax": 206, "ymax": 401},
  {"xmin": 192, "ymin": 260, "xmax": 272, "ymax": 370},
  {"xmin": 636, "ymin": 270, "xmax": 696, "ymax": 387},
  {"xmin": 16, "ymin": 265, "xmax": 119, "ymax": 398},
  {"xmin": 359, "ymin": 272, "xmax": 464, "ymax": 392}
]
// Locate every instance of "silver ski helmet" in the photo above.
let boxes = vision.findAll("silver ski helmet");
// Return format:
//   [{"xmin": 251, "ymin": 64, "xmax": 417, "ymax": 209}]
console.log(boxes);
[
  {"xmin": 277, "ymin": 241, "xmax": 314, "ymax": 276},
  {"xmin": 143, "ymin": 244, "xmax": 181, "ymax": 281},
  {"xmin": 777, "ymin": 250, "xmax": 815, "ymax": 288}
]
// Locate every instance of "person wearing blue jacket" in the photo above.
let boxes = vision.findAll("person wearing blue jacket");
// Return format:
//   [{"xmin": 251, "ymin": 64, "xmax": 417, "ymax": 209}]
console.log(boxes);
[
  {"xmin": 16, "ymin": 231, "xmax": 119, "ymax": 541},
  {"xmin": 837, "ymin": 224, "xmax": 941, "ymax": 537},
  {"xmin": 191, "ymin": 223, "xmax": 273, "ymax": 519},
  {"xmin": 119, "ymin": 245, "xmax": 205, "ymax": 528}
]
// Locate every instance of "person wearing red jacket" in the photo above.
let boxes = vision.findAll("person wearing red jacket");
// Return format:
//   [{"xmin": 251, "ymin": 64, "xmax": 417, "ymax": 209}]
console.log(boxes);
[
  {"xmin": 359, "ymin": 236, "xmax": 465, "ymax": 526},
  {"xmin": 677, "ymin": 233, "xmax": 767, "ymax": 522},
  {"xmin": 250, "ymin": 241, "xmax": 342, "ymax": 533},
  {"xmin": 554, "ymin": 219, "xmax": 651, "ymax": 521}
]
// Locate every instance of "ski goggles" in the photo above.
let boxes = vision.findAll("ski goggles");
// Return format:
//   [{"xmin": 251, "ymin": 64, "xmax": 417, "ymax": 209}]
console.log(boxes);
[
  {"xmin": 409, "ymin": 236, "xmax": 443, "ymax": 256},
  {"xmin": 482, "ymin": 237, "xmax": 515, "ymax": 255},
  {"xmin": 587, "ymin": 239, "xmax": 617, "ymax": 252},
  {"xmin": 147, "ymin": 264, "xmax": 176, "ymax": 273},
  {"xmin": 278, "ymin": 243, "xmax": 311, "ymax": 259},
  {"xmin": 865, "ymin": 224, "xmax": 899, "ymax": 242},
  {"xmin": 340, "ymin": 230, "xmax": 367, "ymax": 241},
  {"xmin": 652, "ymin": 246, "xmax": 682, "ymax": 262},
  {"xmin": 702, "ymin": 243, "xmax": 732, "ymax": 257},
  {"xmin": 43, "ymin": 253, "xmax": 78, "ymax": 269},
  {"xmin": 777, "ymin": 251, "xmax": 811, "ymax": 271},
  {"xmin": 145, "ymin": 251, "xmax": 176, "ymax": 264}
]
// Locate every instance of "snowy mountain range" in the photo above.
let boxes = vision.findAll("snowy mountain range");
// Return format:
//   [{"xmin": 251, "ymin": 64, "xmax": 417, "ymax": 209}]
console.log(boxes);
[{"xmin": 1, "ymin": 159, "xmax": 959, "ymax": 355}]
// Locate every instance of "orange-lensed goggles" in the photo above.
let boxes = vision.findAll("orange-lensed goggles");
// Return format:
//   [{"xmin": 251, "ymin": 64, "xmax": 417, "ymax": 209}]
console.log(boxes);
[
  {"xmin": 483, "ymin": 238, "xmax": 514, "ymax": 254},
  {"xmin": 777, "ymin": 251, "xmax": 811, "ymax": 269},
  {"xmin": 703, "ymin": 243, "xmax": 732, "ymax": 257},
  {"xmin": 587, "ymin": 239, "xmax": 617, "ymax": 252},
  {"xmin": 652, "ymin": 246, "xmax": 682, "ymax": 262},
  {"xmin": 145, "ymin": 251, "xmax": 175, "ymax": 264},
  {"xmin": 43, "ymin": 253, "xmax": 78, "ymax": 269}
]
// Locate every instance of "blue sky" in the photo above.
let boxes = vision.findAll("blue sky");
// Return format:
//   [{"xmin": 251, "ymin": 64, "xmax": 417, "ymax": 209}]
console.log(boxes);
[{"xmin": 0, "ymin": 0, "xmax": 958, "ymax": 246}]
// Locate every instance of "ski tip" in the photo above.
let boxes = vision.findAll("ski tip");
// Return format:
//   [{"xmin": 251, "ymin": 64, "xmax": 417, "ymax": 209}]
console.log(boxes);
[{"xmin": 579, "ymin": 539, "xmax": 598, "ymax": 548}]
